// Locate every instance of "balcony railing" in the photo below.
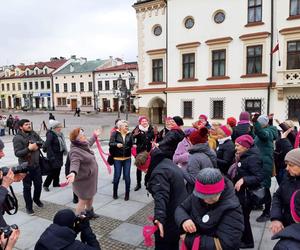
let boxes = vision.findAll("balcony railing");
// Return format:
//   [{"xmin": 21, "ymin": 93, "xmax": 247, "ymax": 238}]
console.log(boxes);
[{"xmin": 278, "ymin": 70, "xmax": 300, "ymax": 87}]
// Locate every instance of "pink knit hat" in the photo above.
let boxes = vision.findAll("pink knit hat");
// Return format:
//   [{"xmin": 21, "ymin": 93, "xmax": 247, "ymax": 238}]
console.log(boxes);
[
  {"xmin": 235, "ymin": 135, "xmax": 254, "ymax": 149},
  {"xmin": 199, "ymin": 114, "xmax": 208, "ymax": 121},
  {"xmin": 138, "ymin": 116, "xmax": 148, "ymax": 124}
]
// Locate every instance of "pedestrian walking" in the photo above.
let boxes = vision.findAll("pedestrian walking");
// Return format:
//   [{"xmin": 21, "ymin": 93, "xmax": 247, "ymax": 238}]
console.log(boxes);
[
  {"xmin": 13, "ymin": 115, "xmax": 20, "ymax": 134},
  {"xmin": 175, "ymin": 168, "xmax": 244, "ymax": 250},
  {"xmin": 66, "ymin": 127, "xmax": 101, "ymax": 218},
  {"xmin": 109, "ymin": 120, "xmax": 133, "ymax": 201},
  {"xmin": 6, "ymin": 114, "xmax": 15, "ymax": 135},
  {"xmin": 48, "ymin": 112, "xmax": 55, "ymax": 120},
  {"xmin": 43, "ymin": 120, "xmax": 67, "ymax": 192}
]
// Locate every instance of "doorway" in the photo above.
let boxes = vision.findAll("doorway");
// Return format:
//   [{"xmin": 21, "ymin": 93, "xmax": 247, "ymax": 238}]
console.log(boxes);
[{"xmin": 71, "ymin": 99, "xmax": 77, "ymax": 110}]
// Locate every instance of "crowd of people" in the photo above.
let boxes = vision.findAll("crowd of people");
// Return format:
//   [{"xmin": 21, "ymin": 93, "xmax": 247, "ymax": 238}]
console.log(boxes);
[{"xmin": 0, "ymin": 110, "xmax": 299, "ymax": 249}]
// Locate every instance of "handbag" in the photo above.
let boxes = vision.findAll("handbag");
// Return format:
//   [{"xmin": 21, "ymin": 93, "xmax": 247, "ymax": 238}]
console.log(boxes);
[
  {"xmin": 107, "ymin": 154, "xmax": 114, "ymax": 166},
  {"xmin": 247, "ymin": 186, "xmax": 267, "ymax": 206},
  {"xmin": 39, "ymin": 150, "xmax": 52, "ymax": 176},
  {"xmin": 2, "ymin": 186, "xmax": 18, "ymax": 215}
]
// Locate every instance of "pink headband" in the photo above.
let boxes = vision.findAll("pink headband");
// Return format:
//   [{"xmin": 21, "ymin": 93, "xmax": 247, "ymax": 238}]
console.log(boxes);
[
  {"xmin": 165, "ymin": 116, "xmax": 173, "ymax": 121},
  {"xmin": 290, "ymin": 190, "xmax": 300, "ymax": 223},
  {"xmin": 220, "ymin": 125, "xmax": 232, "ymax": 137},
  {"xmin": 195, "ymin": 178, "xmax": 225, "ymax": 195},
  {"xmin": 137, "ymin": 155, "xmax": 151, "ymax": 172}
]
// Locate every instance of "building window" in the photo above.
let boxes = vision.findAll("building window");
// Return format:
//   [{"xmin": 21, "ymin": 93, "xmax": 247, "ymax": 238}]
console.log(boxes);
[
  {"xmin": 152, "ymin": 59, "xmax": 163, "ymax": 82},
  {"xmin": 182, "ymin": 53, "xmax": 195, "ymax": 79},
  {"xmin": 41, "ymin": 81, "xmax": 44, "ymax": 89},
  {"xmin": 183, "ymin": 101, "xmax": 193, "ymax": 118},
  {"xmin": 35, "ymin": 82, "xmax": 39, "ymax": 90},
  {"xmin": 287, "ymin": 40, "xmax": 300, "ymax": 69},
  {"xmin": 290, "ymin": 0, "xmax": 300, "ymax": 16},
  {"xmin": 153, "ymin": 25, "xmax": 162, "ymax": 36},
  {"xmin": 212, "ymin": 50, "xmax": 226, "ymax": 76},
  {"xmin": 12, "ymin": 83, "xmax": 15, "ymax": 91},
  {"xmin": 64, "ymin": 83, "xmax": 68, "ymax": 92},
  {"xmin": 24, "ymin": 82, "xmax": 27, "ymax": 90},
  {"xmin": 57, "ymin": 97, "xmax": 66, "ymax": 106},
  {"xmin": 88, "ymin": 82, "xmax": 93, "ymax": 92},
  {"xmin": 1, "ymin": 84, "xmax": 4, "ymax": 91},
  {"xmin": 47, "ymin": 81, "xmax": 50, "ymax": 89},
  {"xmin": 288, "ymin": 99, "xmax": 300, "ymax": 119},
  {"xmin": 214, "ymin": 11, "xmax": 225, "ymax": 24},
  {"xmin": 113, "ymin": 80, "xmax": 117, "ymax": 90},
  {"xmin": 18, "ymin": 83, "xmax": 21, "ymax": 91},
  {"xmin": 247, "ymin": 45, "xmax": 262, "ymax": 74},
  {"xmin": 82, "ymin": 97, "xmax": 92, "ymax": 106},
  {"xmin": 29, "ymin": 82, "xmax": 33, "ymax": 90},
  {"xmin": 80, "ymin": 82, "xmax": 84, "ymax": 92},
  {"xmin": 248, "ymin": 0, "xmax": 262, "ymax": 23},
  {"xmin": 184, "ymin": 17, "xmax": 194, "ymax": 29},
  {"xmin": 212, "ymin": 100, "xmax": 224, "ymax": 119},
  {"xmin": 6, "ymin": 84, "xmax": 9, "ymax": 91},
  {"xmin": 98, "ymin": 81, "xmax": 102, "ymax": 91},
  {"xmin": 245, "ymin": 99, "xmax": 262, "ymax": 114},
  {"xmin": 105, "ymin": 80, "xmax": 110, "ymax": 90},
  {"xmin": 55, "ymin": 84, "xmax": 59, "ymax": 93},
  {"xmin": 44, "ymin": 68, "xmax": 48, "ymax": 74},
  {"xmin": 35, "ymin": 69, "xmax": 38, "ymax": 75},
  {"xmin": 71, "ymin": 83, "xmax": 76, "ymax": 92}
]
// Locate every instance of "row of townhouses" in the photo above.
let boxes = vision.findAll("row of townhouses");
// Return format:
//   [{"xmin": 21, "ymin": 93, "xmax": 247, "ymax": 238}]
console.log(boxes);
[
  {"xmin": 133, "ymin": 0, "xmax": 300, "ymax": 125},
  {"xmin": 0, "ymin": 56, "xmax": 138, "ymax": 113}
]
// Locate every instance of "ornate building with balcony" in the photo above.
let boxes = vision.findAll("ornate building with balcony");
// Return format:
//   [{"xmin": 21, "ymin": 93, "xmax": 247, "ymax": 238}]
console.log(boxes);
[{"xmin": 133, "ymin": 0, "xmax": 300, "ymax": 124}]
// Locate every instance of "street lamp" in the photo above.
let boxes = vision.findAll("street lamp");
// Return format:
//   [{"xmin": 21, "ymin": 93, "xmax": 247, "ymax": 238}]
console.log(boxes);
[
  {"xmin": 28, "ymin": 91, "xmax": 33, "ymax": 112},
  {"xmin": 113, "ymin": 74, "xmax": 123, "ymax": 118}
]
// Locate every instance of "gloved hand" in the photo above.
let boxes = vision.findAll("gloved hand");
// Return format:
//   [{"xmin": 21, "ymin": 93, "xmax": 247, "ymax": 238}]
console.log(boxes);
[{"xmin": 251, "ymin": 113, "xmax": 260, "ymax": 123}]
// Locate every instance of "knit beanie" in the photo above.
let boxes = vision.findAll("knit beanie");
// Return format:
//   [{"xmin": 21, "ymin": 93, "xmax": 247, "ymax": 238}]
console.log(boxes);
[
  {"xmin": 49, "ymin": 119, "xmax": 62, "ymax": 129},
  {"xmin": 189, "ymin": 127, "xmax": 208, "ymax": 145},
  {"xmin": 138, "ymin": 116, "xmax": 148, "ymax": 124},
  {"xmin": 219, "ymin": 125, "xmax": 232, "ymax": 137},
  {"xmin": 239, "ymin": 111, "xmax": 250, "ymax": 122},
  {"xmin": 199, "ymin": 114, "xmax": 208, "ymax": 121},
  {"xmin": 257, "ymin": 115, "xmax": 269, "ymax": 127},
  {"xmin": 227, "ymin": 117, "xmax": 237, "ymax": 128},
  {"xmin": 193, "ymin": 168, "xmax": 225, "ymax": 199},
  {"xmin": 235, "ymin": 135, "xmax": 254, "ymax": 149},
  {"xmin": 285, "ymin": 148, "xmax": 300, "ymax": 167},
  {"xmin": 53, "ymin": 209, "xmax": 76, "ymax": 229},
  {"xmin": 290, "ymin": 190, "xmax": 300, "ymax": 223},
  {"xmin": 18, "ymin": 119, "xmax": 30, "ymax": 127},
  {"xmin": 184, "ymin": 128, "xmax": 196, "ymax": 137},
  {"xmin": 0, "ymin": 139, "xmax": 4, "ymax": 150},
  {"xmin": 173, "ymin": 116, "xmax": 184, "ymax": 126}
]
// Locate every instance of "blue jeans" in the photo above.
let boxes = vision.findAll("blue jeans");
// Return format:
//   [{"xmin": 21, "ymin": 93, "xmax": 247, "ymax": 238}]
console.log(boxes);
[{"xmin": 113, "ymin": 159, "xmax": 131, "ymax": 194}]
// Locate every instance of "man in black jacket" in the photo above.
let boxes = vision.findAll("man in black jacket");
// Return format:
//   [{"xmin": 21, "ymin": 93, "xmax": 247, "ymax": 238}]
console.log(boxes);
[
  {"xmin": 135, "ymin": 148, "xmax": 188, "ymax": 250},
  {"xmin": 35, "ymin": 209, "xmax": 101, "ymax": 250},
  {"xmin": 13, "ymin": 119, "xmax": 44, "ymax": 215}
]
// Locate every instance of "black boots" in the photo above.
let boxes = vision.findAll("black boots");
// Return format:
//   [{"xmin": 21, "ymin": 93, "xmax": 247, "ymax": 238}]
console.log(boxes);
[
  {"xmin": 124, "ymin": 192, "xmax": 129, "ymax": 201},
  {"xmin": 113, "ymin": 185, "xmax": 118, "ymax": 199},
  {"xmin": 134, "ymin": 184, "xmax": 141, "ymax": 191},
  {"xmin": 85, "ymin": 207, "xmax": 100, "ymax": 219}
]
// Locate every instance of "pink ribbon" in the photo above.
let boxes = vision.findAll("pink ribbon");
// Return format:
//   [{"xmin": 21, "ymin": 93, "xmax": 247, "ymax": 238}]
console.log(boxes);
[
  {"xmin": 294, "ymin": 130, "xmax": 300, "ymax": 149},
  {"xmin": 181, "ymin": 236, "xmax": 201, "ymax": 250},
  {"xmin": 60, "ymin": 181, "xmax": 69, "ymax": 188},
  {"xmin": 143, "ymin": 225, "xmax": 158, "ymax": 247},
  {"xmin": 95, "ymin": 137, "xmax": 112, "ymax": 175}
]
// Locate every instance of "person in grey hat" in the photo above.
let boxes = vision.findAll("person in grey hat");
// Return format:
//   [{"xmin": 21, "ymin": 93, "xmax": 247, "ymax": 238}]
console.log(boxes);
[
  {"xmin": 175, "ymin": 168, "xmax": 244, "ymax": 249},
  {"xmin": 252, "ymin": 113, "xmax": 278, "ymax": 222},
  {"xmin": 271, "ymin": 148, "xmax": 300, "ymax": 236}
]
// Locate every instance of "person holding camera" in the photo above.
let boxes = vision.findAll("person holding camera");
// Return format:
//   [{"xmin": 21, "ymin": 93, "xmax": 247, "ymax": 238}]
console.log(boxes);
[
  {"xmin": 35, "ymin": 208, "xmax": 101, "ymax": 250},
  {"xmin": 13, "ymin": 119, "xmax": 44, "ymax": 215}
]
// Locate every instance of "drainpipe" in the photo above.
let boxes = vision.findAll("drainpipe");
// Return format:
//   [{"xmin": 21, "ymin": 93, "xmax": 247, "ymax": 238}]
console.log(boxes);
[
  {"xmin": 267, "ymin": 0, "xmax": 274, "ymax": 114},
  {"xmin": 50, "ymin": 75, "xmax": 55, "ymax": 111},
  {"xmin": 164, "ymin": 0, "xmax": 168, "ymax": 117},
  {"xmin": 92, "ymin": 71, "xmax": 96, "ymax": 111}
]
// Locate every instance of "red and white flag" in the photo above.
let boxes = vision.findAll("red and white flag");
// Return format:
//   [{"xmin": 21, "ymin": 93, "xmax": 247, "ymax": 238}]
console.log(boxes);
[{"xmin": 272, "ymin": 42, "xmax": 279, "ymax": 54}]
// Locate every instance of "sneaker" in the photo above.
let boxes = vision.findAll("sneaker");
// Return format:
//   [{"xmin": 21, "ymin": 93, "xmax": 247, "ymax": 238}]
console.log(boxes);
[
  {"xmin": 256, "ymin": 213, "xmax": 270, "ymax": 223},
  {"xmin": 34, "ymin": 200, "xmax": 44, "ymax": 208},
  {"xmin": 26, "ymin": 209, "xmax": 35, "ymax": 216},
  {"xmin": 43, "ymin": 187, "xmax": 50, "ymax": 192},
  {"xmin": 134, "ymin": 185, "xmax": 141, "ymax": 191}
]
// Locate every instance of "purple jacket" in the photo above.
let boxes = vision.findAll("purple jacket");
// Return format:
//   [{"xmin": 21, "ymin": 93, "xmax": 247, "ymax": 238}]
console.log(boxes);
[{"xmin": 173, "ymin": 137, "xmax": 191, "ymax": 169}]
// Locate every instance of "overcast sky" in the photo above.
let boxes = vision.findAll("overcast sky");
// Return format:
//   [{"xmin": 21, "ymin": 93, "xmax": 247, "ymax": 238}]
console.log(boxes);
[{"xmin": 0, "ymin": 0, "xmax": 137, "ymax": 66}]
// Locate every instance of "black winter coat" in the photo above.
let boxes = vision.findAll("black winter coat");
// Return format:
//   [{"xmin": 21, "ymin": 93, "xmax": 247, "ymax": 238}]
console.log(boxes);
[
  {"xmin": 175, "ymin": 178, "xmax": 244, "ymax": 250},
  {"xmin": 156, "ymin": 127, "xmax": 169, "ymax": 143},
  {"xmin": 233, "ymin": 146, "xmax": 264, "ymax": 206},
  {"xmin": 132, "ymin": 125, "xmax": 155, "ymax": 154},
  {"xmin": 271, "ymin": 175, "xmax": 300, "ymax": 227},
  {"xmin": 43, "ymin": 130, "xmax": 64, "ymax": 169},
  {"xmin": 34, "ymin": 223, "xmax": 101, "ymax": 250},
  {"xmin": 146, "ymin": 149, "xmax": 188, "ymax": 242},
  {"xmin": 272, "ymin": 223, "xmax": 300, "ymax": 250},
  {"xmin": 0, "ymin": 186, "xmax": 8, "ymax": 227},
  {"xmin": 216, "ymin": 139, "xmax": 235, "ymax": 174},
  {"xmin": 109, "ymin": 131, "xmax": 133, "ymax": 158},
  {"xmin": 274, "ymin": 138, "xmax": 293, "ymax": 172},
  {"xmin": 158, "ymin": 128, "xmax": 185, "ymax": 159},
  {"xmin": 231, "ymin": 123, "xmax": 254, "ymax": 142}
]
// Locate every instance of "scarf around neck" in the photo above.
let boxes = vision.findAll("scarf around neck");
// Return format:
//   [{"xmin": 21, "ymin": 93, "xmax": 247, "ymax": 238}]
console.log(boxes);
[
  {"xmin": 138, "ymin": 124, "xmax": 149, "ymax": 132},
  {"xmin": 71, "ymin": 140, "xmax": 94, "ymax": 155}
]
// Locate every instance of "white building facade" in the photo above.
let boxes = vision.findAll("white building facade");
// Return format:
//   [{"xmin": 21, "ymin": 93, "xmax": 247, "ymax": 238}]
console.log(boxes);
[{"xmin": 133, "ymin": 0, "xmax": 300, "ymax": 125}]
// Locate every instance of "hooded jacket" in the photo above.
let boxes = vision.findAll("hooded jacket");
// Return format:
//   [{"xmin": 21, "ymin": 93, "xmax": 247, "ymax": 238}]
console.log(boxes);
[
  {"xmin": 231, "ymin": 123, "xmax": 254, "ymax": 142},
  {"xmin": 34, "ymin": 223, "xmax": 100, "ymax": 250},
  {"xmin": 146, "ymin": 149, "xmax": 188, "ymax": 242},
  {"xmin": 183, "ymin": 143, "xmax": 217, "ymax": 193},
  {"xmin": 175, "ymin": 178, "xmax": 244, "ymax": 250},
  {"xmin": 216, "ymin": 139, "xmax": 235, "ymax": 174},
  {"xmin": 272, "ymin": 223, "xmax": 300, "ymax": 250}
]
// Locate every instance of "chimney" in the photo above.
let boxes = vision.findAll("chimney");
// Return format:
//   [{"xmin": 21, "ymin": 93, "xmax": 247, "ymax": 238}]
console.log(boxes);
[
  {"xmin": 71, "ymin": 55, "xmax": 76, "ymax": 60},
  {"xmin": 79, "ymin": 57, "xmax": 87, "ymax": 65}
]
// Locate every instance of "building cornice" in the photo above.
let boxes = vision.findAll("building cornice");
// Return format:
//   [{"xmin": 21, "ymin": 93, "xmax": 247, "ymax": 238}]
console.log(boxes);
[
  {"xmin": 176, "ymin": 42, "xmax": 201, "ymax": 50},
  {"xmin": 132, "ymin": 0, "xmax": 166, "ymax": 13},
  {"xmin": 136, "ymin": 87, "xmax": 166, "ymax": 94},
  {"xmin": 279, "ymin": 26, "xmax": 300, "ymax": 35},
  {"xmin": 239, "ymin": 31, "xmax": 270, "ymax": 41},
  {"xmin": 146, "ymin": 48, "xmax": 167, "ymax": 55},
  {"xmin": 205, "ymin": 37, "xmax": 233, "ymax": 45}
]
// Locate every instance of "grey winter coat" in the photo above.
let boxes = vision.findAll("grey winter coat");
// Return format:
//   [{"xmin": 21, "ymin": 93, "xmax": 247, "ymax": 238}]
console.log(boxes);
[
  {"xmin": 69, "ymin": 137, "xmax": 98, "ymax": 200},
  {"xmin": 13, "ymin": 130, "xmax": 43, "ymax": 167},
  {"xmin": 182, "ymin": 142, "xmax": 217, "ymax": 193}
]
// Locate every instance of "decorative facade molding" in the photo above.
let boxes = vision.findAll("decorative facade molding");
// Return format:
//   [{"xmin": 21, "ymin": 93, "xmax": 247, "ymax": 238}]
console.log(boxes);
[
  {"xmin": 133, "ymin": 0, "xmax": 166, "ymax": 14},
  {"xmin": 146, "ymin": 48, "xmax": 167, "ymax": 55},
  {"xmin": 176, "ymin": 42, "xmax": 201, "ymax": 50},
  {"xmin": 279, "ymin": 26, "xmax": 300, "ymax": 35},
  {"xmin": 205, "ymin": 37, "xmax": 233, "ymax": 46},
  {"xmin": 241, "ymin": 97, "xmax": 265, "ymax": 114},
  {"xmin": 239, "ymin": 31, "xmax": 270, "ymax": 41}
]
